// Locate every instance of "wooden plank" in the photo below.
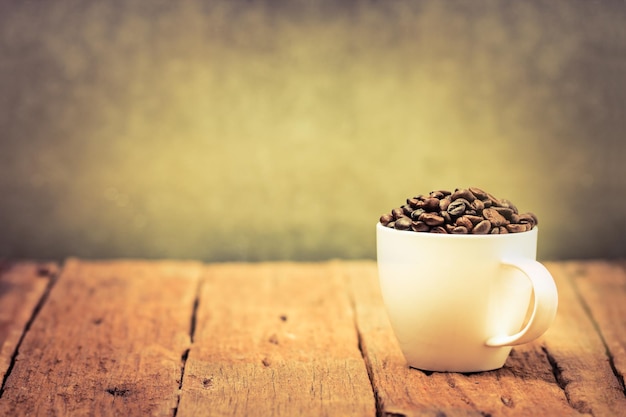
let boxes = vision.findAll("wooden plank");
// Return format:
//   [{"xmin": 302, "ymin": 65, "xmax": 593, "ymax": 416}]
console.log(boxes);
[
  {"xmin": 347, "ymin": 261, "xmax": 582, "ymax": 417},
  {"xmin": 566, "ymin": 261, "xmax": 626, "ymax": 390},
  {"xmin": 542, "ymin": 261, "xmax": 626, "ymax": 415},
  {"xmin": 0, "ymin": 259, "xmax": 201, "ymax": 417},
  {"xmin": 177, "ymin": 263, "xmax": 376, "ymax": 417},
  {"xmin": 0, "ymin": 262, "xmax": 56, "ymax": 384}
]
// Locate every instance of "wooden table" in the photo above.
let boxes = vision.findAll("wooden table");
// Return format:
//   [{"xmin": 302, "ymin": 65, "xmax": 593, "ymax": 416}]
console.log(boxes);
[{"xmin": 0, "ymin": 259, "xmax": 624, "ymax": 416}]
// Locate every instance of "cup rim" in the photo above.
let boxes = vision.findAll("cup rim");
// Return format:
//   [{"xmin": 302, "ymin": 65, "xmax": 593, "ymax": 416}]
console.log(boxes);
[{"xmin": 376, "ymin": 222, "xmax": 537, "ymax": 239}]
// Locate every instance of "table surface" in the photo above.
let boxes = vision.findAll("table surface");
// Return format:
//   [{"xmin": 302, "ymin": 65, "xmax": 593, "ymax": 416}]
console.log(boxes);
[{"xmin": 0, "ymin": 259, "xmax": 624, "ymax": 417}]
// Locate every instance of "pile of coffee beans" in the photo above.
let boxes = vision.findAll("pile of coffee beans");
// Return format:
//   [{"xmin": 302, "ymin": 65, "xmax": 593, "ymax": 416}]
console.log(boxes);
[{"xmin": 379, "ymin": 187, "xmax": 538, "ymax": 234}]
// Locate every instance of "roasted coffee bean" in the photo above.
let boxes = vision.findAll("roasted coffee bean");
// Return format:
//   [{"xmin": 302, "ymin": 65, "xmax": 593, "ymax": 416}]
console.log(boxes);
[
  {"xmin": 506, "ymin": 223, "xmax": 527, "ymax": 233},
  {"xmin": 391, "ymin": 208, "xmax": 404, "ymax": 220},
  {"xmin": 380, "ymin": 213, "xmax": 393, "ymax": 226},
  {"xmin": 380, "ymin": 187, "xmax": 537, "ymax": 234},
  {"xmin": 452, "ymin": 188, "xmax": 476, "ymax": 202},
  {"xmin": 471, "ymin": 199, "xmax": 485, "ymax": 212},
  {"xmin": 468, "ymin": 187, "xmax": 489, "ymax": 200},
  {"xmin": 519, "ymin": 212, "xmax": 539, "ymax": 226},
  {"xmin": 407, "ymin": 198, "xmax": 420, "ymax": 208},
  {"xmin": 394, "ymin": 217, "xmax": 412, "ymax": 230},
  {"xmin": 485, "ymin": 192, "xmax": 500, "ymax": 207},
  {"xmin": 493, "ymin": 207, "xmax": 515, "ymax": 220},
  {"xmin": 500, "ymin": 199, "xmax": 518, "ymax": 213},
  {"xmin": 451, "ymin": 226, "xmax": 469, "ymax": 234},
  {"xmin": 419, "ymin": 212, "xmax": 445, "ymax": 226},
  {"xmin": 466, "ymin": 215, "xmax": 484, "ymax": 225},
  {"xmin": 423, "ymin": 197, "xmax": 441, "ymax": 212},
  {"xmin": 447, "ymin": 199, "xmax": 470, "ymax": 216},
  {"xmin": 483, "ymin": 208, "xmax": 507, "ymax": 227},
  {"xmin": 439, "ymin": 196, "xmax": 452, "ymax": 212},
  {"xmin": 455, "ymin": 216, "xmax": 474, "ymax": 231},
  {"xmin": 473, "ymin": 220, "xmax": 492, "ymax": 234},
  {"xmin": 411, "ymin": 221, "xmax": 430, "ymax": 232},
  {"xmin": 411, "ymin": 209, "xmax": 425, "ymax": 220}
]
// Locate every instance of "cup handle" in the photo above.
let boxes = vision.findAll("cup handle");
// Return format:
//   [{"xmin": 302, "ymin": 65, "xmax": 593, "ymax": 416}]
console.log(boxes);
[{"xmin": 485, "ymin": 258, "xmax": 558, "ymax": 347}]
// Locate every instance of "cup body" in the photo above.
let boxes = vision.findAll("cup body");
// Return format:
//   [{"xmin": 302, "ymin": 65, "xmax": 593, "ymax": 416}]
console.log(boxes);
[{"xmin": 376, "ymin": 223, "xmax": 544, "ymax": 372}]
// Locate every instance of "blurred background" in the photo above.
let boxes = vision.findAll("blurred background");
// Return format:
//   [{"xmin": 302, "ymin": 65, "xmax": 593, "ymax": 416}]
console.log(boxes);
[{"xmin": 0, "ymin": 0, "xmax": 624, "ymax": 262}]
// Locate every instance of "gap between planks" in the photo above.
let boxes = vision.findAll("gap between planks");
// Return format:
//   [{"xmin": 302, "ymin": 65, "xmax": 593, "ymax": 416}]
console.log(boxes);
[{"xmin": 0, "ymin": 262, "xmax": 59, "ymax": 398}]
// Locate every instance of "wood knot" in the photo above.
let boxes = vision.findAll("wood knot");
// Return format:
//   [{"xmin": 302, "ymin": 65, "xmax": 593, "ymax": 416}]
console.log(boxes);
[
  {"xmin": 202, "ymin": 377, "xmax": 213, "ymax": 389},
  {"xmin": 500, "ymin": 395, "xmax": 514, "ymax": 408}
]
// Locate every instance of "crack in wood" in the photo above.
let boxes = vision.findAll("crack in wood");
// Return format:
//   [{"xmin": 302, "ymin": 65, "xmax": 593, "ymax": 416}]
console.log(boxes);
[
  {"xmin": 105, "ymin": 387, "xmax": 131, "ymax": 397},
  {"xmin": 172, "ymin": 278, "xmax": 201, "ymax": 417},
  {"xmin": 568, "ymin": 267, "xmax": 626, "ymax": 398},
  {"xmin": 345, "ymin": 272, "xmax": 382, "ymax": 417},
  {"xmin": 0, "ymin": 262, "xmax": 59, "ymax": 399},
  {"xmin": 569, "ymin": 276, "xmax": 626, "ymax": 396}
]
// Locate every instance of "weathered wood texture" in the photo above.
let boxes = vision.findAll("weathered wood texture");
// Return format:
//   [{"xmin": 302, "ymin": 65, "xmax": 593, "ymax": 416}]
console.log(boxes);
[
  {"xmin": 0, "ymin": 259, "xmax": 201, "ymax": 417},
  {"xmin": 347, "ymin": 261, "xmax": 626, "ymax": 417},
  {"xmin": 0, "ymin": 262, "xmax": 56, "ymax": 385},
  {"xmin": 0, "ymin": 260, "xmax": 624, "ymax": 417},
  {"xmin": 177, "ymin": 263, "xmax": 376, "ymax": 417},
  {"xmin": 542, "ymin": 262, "xmax": 626, "ymax": 416}
]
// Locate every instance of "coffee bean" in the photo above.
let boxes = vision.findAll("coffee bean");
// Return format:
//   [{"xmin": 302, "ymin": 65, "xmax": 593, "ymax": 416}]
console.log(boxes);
[
  {"xmin": 411, "ymin": 221, "xmax": 430, "ymax": 232},
  {"xmin": 407, "ymin": 198, "xmax": 420, "ymax": 208},
  {"xmin": 451, "ymin": 226, "xmax": 469, "ymax": 234},
  {"xmin": 471, "ymin": 199, "xmax": 485, "ymax": 212},
  {"xmin": 483, "ymin": 208, "xmax": 507, "ymax": 227},
  {"xmin": 506, "ymin": 224, "xmax": 527, "ymax": 233},
  {"xmin": 439, "ymin": 196, "xmax": 452, "ymax": 212},
  {"xmin": 419, "ymin": 212, "xmax": 445, "ymax": 226},
  {"xmin": 473, "ymin": 220, "xmax": 492, "ymax": 234},
  {"xmin": 465, "ymin": 215, "xmax": 484, "ymax": 225},
  {"xmin": 380, "ymin": 213, "xmax": 393, "ymax": 226},
  {"xmin": 493, "ymin": 207, "xmax": 515, "ymax": 221},
  {"xmin": 447, "ymin": 199, "xmax": 470, "ymax": 216},
  {"xmin": 455, "ymin": 216, "xmax": 474, "ymax": 231},
  {"xmin": 468, "ymin": 187, "xmax": 489, "ymax": 200},
  {"xmin": 380, "ymin": 187, "xmax": 537, "ymax": 235},
  {"xmin": 452, "ymin": 188, "xmax": 476, "ymax": 202},
  {"xmin": 394, "ymin": 217, "xmax": 412, "ymax": 230},
  {"xmin": 423, "ymin": 197, "xmax": 441, "ymax": 212},
  {"xmin": 391, "ymin": 208, "xmax": 404, "ymax": 220},
  {"xmin": 410, "ymin": 209, "xmax": 425, "ymax": 220}
]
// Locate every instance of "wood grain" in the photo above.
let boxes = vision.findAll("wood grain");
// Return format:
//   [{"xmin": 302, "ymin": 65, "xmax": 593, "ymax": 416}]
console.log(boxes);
[
  {"xmin": 346, "ymin": 261, "xmax": 588, "ymax": 417},
  {"xmin": 541, "ymin": 261, "xmax": 626, "ymax": 416},
  {"xmin": 177, "ymin": 263, "xmax": 376, "ymax": 417},
  {"xmin": 0, "ymin": 259, "xmax": 201, "ymax": 417},
  {"xmin": 0, "ymin": 262, "xmax": 56, "ymax": 385}
]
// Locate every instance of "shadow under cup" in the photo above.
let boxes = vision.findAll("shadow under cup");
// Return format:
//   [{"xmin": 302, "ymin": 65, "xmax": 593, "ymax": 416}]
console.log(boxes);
[{"xmin": 376, "ymin": 223, "xmax": 558, "ymax": 373}]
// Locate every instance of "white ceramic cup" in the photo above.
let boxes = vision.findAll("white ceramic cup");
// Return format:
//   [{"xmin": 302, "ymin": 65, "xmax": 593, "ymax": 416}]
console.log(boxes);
[{"xmin": 376, "ymin": 223, "xmax": 558, "ymax": 373}]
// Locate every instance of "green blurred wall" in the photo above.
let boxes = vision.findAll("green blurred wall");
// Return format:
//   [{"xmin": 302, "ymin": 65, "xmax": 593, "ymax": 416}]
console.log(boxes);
[{"xmin": 1, "ymin": 0, "xmax": 624, "ymax": 261}]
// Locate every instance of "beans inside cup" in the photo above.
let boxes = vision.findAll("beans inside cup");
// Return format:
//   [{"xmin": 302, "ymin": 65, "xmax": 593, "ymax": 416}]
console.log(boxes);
[{"xmin": 380, "ymin": 187, "xmax": 538, "ymax": 235}]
